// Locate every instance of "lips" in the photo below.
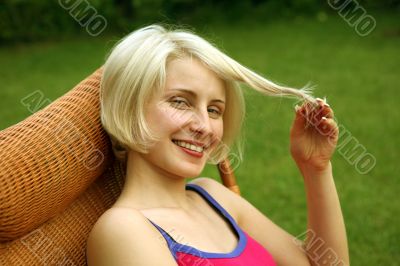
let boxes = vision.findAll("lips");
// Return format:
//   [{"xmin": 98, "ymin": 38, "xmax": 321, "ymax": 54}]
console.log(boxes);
[
  {"xmin": 172, "ymin": 139, "xmax": 205, "ymax": 158},
  {"xmin": 172, "ymin": 139, "xmax": 205, "ymax": 153},
  {"xmin": 172, "ymin": 139, "xmax": 210, "ymax": 150}
]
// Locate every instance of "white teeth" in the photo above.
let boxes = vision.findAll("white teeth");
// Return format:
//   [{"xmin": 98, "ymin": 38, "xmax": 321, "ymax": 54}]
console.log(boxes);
[{"xmin": 173, "ymin": 140, "xmax": 204, "ymax": 153}]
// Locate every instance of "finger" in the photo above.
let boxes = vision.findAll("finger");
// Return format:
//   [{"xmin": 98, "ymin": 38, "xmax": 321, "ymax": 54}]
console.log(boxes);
[
  {"xmin": 315, "ymin": 98, "xmax": 334, "ymax": 119},
  {"xmin": 293, "ymin": 104, "xmax": 306, "ymax": 128},
  {"xmin": 300, "ymin": 101, "xmax": 321, "ymax": 128},
  {"xmin": 303, "ymin": 101, "xmax": 316, "ymax": 125},
  {"xmin": 294, "ymin": 101, "xmax": 323, "ymax": 129},
  {"xmin": 320, "ymin": 106, "xmax": 334, "ymax": 119},
  {"xmin": 318, "ymin": 117, "xmax": 339, "ymax": 141}
]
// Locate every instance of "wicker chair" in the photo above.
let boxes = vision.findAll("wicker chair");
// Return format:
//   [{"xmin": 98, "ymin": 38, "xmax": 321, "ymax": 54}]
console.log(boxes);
[{"xmin": 0, "ymin": 68, "xmax": 239, "ymax": 265}]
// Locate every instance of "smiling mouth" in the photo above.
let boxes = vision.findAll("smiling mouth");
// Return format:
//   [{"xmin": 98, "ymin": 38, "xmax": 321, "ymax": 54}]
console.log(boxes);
[{"xmin": 172, "ymin": 139, "xmax": 208, "ymax": 153}]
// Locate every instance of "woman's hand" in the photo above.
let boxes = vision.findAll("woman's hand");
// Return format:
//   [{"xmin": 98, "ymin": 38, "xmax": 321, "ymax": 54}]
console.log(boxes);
[{"xmin": 290, "ymin": 98, "xmax": 339, "ymax": 174}]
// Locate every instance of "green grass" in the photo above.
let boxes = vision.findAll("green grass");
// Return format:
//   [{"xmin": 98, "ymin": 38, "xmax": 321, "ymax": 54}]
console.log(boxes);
[{"xmin": 1, "ymin": 12, "xmax": 399, "ymax": 264}]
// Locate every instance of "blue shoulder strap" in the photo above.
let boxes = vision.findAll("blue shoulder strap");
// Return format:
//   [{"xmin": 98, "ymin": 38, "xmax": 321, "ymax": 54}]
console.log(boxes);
[{"xmin": 146, "ymin": 183, "xmax": 246, "ymax": 259}]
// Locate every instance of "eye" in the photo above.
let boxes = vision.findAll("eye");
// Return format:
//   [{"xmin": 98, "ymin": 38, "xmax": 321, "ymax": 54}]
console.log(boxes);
[
  {"xmin": 208, "ymin": 107, "xmax": 222, "ymax": 118},
  {"xmin": 208, "ymin": 108, "xmax": 221, "ymax": 115},
  {"xmin": 170, "ymin": 97, "xmax": 190, "ymax": 109}
]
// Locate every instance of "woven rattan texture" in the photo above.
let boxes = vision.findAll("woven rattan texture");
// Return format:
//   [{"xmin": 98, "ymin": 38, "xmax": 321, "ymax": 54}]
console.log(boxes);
[
  {"xmin": 0, "ymin": 160, "xmax": 125, "ymax": 265},
  {"xmin": 0, "ymin": 68, "xmax": 111, "ymax": 242}
]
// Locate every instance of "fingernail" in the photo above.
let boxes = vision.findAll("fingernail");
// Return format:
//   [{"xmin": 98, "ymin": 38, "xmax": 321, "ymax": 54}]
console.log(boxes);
[
  {"xmin": 322, "ymin": 116, "xmax": 327, "ymax": 120},
  {"xmin": 295, "ymin": 105, "xmax": 300, "ymax": 112},
  {"xmin": 323, "ymin": 97, "xmax": 330, "ymax": 107},
  {"xmin": 317, "ymin": 97, "xmax": 330, "ymax": 107}
]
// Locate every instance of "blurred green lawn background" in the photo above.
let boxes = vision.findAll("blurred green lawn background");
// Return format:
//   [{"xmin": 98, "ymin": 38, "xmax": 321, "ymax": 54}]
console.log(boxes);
[{"xmin": 0, "ymin": 12, "xmax": 398, "ymax": 265}]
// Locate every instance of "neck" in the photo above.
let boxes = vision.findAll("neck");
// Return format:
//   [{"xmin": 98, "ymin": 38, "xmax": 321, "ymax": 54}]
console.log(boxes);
[{"xmin": 114, "ymin": 150, "xmax": 194, "ymax": 211}]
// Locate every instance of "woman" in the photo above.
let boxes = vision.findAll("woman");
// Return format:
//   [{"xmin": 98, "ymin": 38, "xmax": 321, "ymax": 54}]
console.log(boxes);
[{"xmin": 86, "ymin": 25, "xmax": 349, "ymax": 265}]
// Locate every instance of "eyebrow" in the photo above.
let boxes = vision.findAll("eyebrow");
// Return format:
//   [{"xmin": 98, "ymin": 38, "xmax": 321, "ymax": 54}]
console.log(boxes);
[{"xmin": 170, "ymin": 88, "xmax": 225, "ymax": 104}]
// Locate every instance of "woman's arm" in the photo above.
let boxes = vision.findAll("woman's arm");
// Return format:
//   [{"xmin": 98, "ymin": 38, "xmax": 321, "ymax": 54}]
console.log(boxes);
[
  {"xmin": 290, "ymin": 99, "xmax": 349, "ymax": 265},
  {"xmin": 297, "ymin": 162, "xmax": 349, "ymax": 265},
  {"xmin": 86, "ymin": 208, "xmax": 178, "ymax": 266}
]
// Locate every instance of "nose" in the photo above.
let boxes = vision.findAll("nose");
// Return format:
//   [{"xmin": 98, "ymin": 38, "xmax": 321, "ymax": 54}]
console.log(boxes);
[{"xmin": 188, "ymin": 110, "xmax": 213, "ymax": 139}]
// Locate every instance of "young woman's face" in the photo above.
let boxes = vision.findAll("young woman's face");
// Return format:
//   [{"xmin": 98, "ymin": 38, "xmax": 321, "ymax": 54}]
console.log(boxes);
[{"xmin": 143, "ymin": 57, "xmax": 226, "ymax": 178}]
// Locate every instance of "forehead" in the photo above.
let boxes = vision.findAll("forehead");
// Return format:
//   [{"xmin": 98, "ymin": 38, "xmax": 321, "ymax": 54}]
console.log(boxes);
[{"xmin": 164, "ymin": 57, "xmax": 226, "ymax": 99}]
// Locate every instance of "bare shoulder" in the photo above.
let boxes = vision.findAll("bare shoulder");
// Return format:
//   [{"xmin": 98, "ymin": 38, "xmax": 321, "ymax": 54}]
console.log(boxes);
[
  {"xmin": 189, "ymin": 177, "xmax": 236, "ymax": 196},
  {"xmin": 188, "ymin": 177, "xmax": 236, "ymax": 200},
  {"xmin": 86, "ymin": 207, "xmax": 177, "ymax": 266}
]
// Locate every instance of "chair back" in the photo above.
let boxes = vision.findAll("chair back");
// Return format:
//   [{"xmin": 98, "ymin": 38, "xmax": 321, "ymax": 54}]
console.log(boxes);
[{"xmin": 0, "ymin": 68, "xmax": 238, "ymax": 265}]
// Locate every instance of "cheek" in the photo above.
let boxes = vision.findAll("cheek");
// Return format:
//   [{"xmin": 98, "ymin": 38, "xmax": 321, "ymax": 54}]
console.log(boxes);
[{"xmin": 212, "ymin": 120, "xmax": 224, "ymax": 142}]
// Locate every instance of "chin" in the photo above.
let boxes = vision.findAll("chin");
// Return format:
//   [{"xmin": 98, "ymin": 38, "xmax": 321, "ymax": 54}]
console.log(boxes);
[{"xmin": 174, "ymin": 162, "xmax": 204, "ymax": 179}]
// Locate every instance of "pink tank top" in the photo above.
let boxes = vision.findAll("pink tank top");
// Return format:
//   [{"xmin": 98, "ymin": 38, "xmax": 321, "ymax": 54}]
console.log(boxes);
[{"xmin": 147, "ymin": 183, "xmax": 277, "ymax": 266}]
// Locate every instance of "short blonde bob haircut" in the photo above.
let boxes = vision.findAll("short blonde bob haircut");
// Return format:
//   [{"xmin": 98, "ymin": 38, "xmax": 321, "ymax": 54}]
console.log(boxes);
[{"xmin": 100, "ymin": 25, "xmax": 314, "ymax": 165}]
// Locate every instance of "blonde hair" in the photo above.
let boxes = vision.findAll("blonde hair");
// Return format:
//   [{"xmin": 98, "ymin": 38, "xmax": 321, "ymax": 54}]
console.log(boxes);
[{"xmin": 100, "ymin": 24, "xmax": 314, "ymax": 165}]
